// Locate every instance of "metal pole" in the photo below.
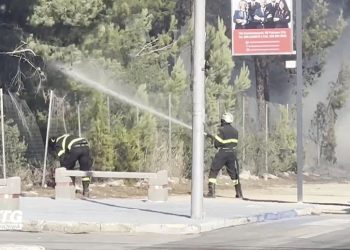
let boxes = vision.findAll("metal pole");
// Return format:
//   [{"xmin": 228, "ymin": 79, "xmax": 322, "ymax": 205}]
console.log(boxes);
[
  {"xmin": 0, "ymin": 89, "xmax": 6, "ymax": 179},
  {"xmin": 242, "ymin": 94, "xmax": 245, "ymax": 163},
  {"xmin": 168, "ymin": 93, "xmax": 172, "ymax": 164},
  {"xmin": 296, "ymin": 0, "xmax": 303, "ymax": 202},
  {"xmin": 62, "ymin": 102, "xmax": 67, "ymax": 133},
  {"xmin": 191, "ymin": 0, "xmax": 206, "ymax": 220},
  {"xmin": 136, "ymin": 107, "xmax": 139, "ymax": 124},
  {"xmin": 42, "ymin": 90, "xmax": 54, "ymax": 187},
  {"xmin": 77, "ymin": 101, "xmax": 81, "ymax": 137},
  {"xmin": 265, "ymin": 102, "xmax": 268, "ymax": 173},
  {"xmin": 107, "ymin": 96, "xmax": 110, "ymax": 132},
  {"xmin": 316, "ymin": 122, "xmax": 320, "ymax": 167}
]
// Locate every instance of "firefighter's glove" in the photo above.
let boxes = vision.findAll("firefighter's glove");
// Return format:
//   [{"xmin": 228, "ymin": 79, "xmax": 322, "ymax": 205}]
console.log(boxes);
[{"xmin": 205, "ymin": 132, "xmax": 214, "ymax": 140}]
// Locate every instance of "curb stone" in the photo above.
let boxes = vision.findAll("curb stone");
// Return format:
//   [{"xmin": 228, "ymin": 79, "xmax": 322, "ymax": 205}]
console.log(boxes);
[
  {"xmin": 20, "ymin": 207, "xmax": 320, "ymax": 234},
  {"xmin": 0, "ymin": 245, "xmax": 45, "ymax": 250}
]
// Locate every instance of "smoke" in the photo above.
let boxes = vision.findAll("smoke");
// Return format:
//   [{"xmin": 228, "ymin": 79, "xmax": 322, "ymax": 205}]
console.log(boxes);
[
  {"xmin": 336, "ymin": 98, "xmax": 350, "ymax": 166},
  {"xmin": 332, "ymin": 19, "xmax": 350, "ymax": 167},
  {"xmin": 303, "ymin": 15, "xmax": 350, "ymax": 168}
]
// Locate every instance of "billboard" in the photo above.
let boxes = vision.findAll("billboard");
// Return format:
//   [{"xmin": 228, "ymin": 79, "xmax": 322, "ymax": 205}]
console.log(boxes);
[{"xmin": 231, "ymin": 0, "xmax": 294, "ymax": 56}]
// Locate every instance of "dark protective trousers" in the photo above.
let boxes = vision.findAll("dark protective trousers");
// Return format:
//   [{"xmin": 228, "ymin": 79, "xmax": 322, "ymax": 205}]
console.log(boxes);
[
  {"xmin": 209, "ymin": 149, "xmax": 238, "ymax": 180},
  {"xmin": 60, "ymin": 146, "xmax": 92, "ymax": 197},
  {"xmin": 60, "ymin": 146, "xmax": 92, "ymax": 171}
]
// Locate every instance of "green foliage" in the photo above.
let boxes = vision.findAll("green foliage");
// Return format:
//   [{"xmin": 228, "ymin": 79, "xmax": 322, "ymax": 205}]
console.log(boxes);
[
  {"xmin": 268, "ymin": 107, "xmax": 297, "ymax": 173},
  {"xmin": 31, "ymin": 0, "xmax": 105, "ymax": 27},
  {"xmin": 328, "ymin": 64, "xmax": 350, "ymax": 112},
  {"xmin": 204, "ymin": 18, "xmax": 251, "ymax": 172},
  {"xmin": 205, "ymin": 19, "xmax": 251, "ymax": 130},
  {"xmin": 207, "ymin": 18, "xmax": 234, "ymax": 86},
  {"xmin": 113, "ymin": 112, "xmax": 157, "ymax": 172},
  {"xmin": 165, "ymin": 57, "xmax": 188, "ymax": 111},
  {"xmin": 243, "ymin": 131, "xmax": 266, "ymax": 175},
  {"xmin": 309, "ymin": 63, "xmax": 350, "ymax": 165},
  {"xmin": 0, "ymin": 119, "xmax": 28, "ymax": 176},
  {"xmin": 206, "ymin": 18, "xmax": 234, "ymax": 129},
  {"xmin": 303, "ymin": 0, "xmax": 346, "ymax": 86},
  {"xmin": 113, "ymin": 123, "xmax": 141, "ymax": 172},
  {"xmin": 87, "ymin": 93, "xmax": 116, "ymax": 171},
  {"xmin": 303, "ymin": 0, "xmax": 346, "ymax": 57},
  {"xmin": 234, "ymin": 63, "xmax": 251, "ymax": 92}
]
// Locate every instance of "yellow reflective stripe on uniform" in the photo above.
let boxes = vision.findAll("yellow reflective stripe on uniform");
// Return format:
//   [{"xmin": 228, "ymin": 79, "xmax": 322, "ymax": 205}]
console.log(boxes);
[
  {"xmin": 57, "ymin": 135, "xmax": 69, "ymax": 157},
  {"xmin": 214, "ymin": 135, "xmax": 238, "ymax": 144},
  {"xmin": 232, "ymin": 179, "xmax": 239, "ymax": 185},
  {"xmin": 82, "ymin": 177, "xmax": 90, "ymax": 182},
  {"xmin": 57, "ymin": 134, "xmax": 69, "ymax": 141},
  {"xmin": 208, "ymin": 178, "xmax": 217, "ymax": 184},
  {"xmin": 67, "ymin": 138, "xmax": 85, "ymax": 150}
]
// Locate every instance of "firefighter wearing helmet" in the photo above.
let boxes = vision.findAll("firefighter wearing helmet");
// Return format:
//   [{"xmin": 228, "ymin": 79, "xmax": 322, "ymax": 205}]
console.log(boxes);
[
  {"xmin": 205, "ymin": 112, "xmax": 243, "ymax": 198},
  {"xmin": 48, "ymin": 134, "xmax": 93, "ymax": 197}
]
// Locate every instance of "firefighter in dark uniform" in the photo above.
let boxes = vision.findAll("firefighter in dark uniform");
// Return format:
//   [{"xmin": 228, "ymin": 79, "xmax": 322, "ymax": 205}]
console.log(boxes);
[
  {"xmin": 205, "ymin": 112, "xmax": 243, "ymax": 198},
  {"xmin": 49, "ymin": 134, "xmax": 92, "ymax": 197}
]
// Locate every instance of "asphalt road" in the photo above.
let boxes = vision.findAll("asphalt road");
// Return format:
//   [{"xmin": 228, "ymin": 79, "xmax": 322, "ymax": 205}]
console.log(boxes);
[{"xmin": 1, "ymin": 214, "xmax": 350, "ymax": 249}]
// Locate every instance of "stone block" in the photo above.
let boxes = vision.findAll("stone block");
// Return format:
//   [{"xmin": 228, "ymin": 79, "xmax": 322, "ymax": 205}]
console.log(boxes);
[
  {"xmin": 148, "ymin": 186, "xmax": 168, "ymax": 202},
  {"xmin": 0, "ymin": 177, "xmax": 21, "ymax": 210},
  {"xmin": 55, "ymin": 168, "xmax": 75, "ymax": 199}
]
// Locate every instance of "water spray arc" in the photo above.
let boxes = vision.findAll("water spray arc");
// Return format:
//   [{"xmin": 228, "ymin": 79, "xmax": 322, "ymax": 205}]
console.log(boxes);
[{"xmin": 58, "ymin": 66, "xmax": 193, "ymax": 131}]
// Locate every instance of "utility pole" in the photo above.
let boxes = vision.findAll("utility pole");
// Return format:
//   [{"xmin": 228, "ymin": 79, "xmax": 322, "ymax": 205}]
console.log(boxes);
[
  {"xmin": 265, "ymin": 102, "xmax": 268, "ymax": 173},
  {"xmin": 42, "ymin": 90, "xmax": 54, "ymax": 187},
  {"xmin": 296, "ymin": 0, "xmax": 304, "ymax": 202},
  {"xmin": 0, "ymin": 89, "xmax": 6, "ymax": 179},
  {"xmin": 77, "ymin": 101, "xmax": 81, "ymax": 137},
  {"xmin": 191, "ymin": 0, "xmax": 206, "ymax": 219},
  {"xmin": 168, "ymin": 93, "xmax": 172, "ymax": 165}
]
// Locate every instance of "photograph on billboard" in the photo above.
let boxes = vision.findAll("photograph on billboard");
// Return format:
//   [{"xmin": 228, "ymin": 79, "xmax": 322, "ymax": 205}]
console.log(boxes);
[{"xmin": 231, "ymin": 0, "xmax": 294, "ymax": 56}]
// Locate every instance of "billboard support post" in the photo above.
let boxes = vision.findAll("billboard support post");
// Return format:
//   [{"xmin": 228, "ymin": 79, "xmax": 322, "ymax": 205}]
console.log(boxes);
[{"xmin": 296, "ymin": 0, "xmax": 303, "ymax": 202}]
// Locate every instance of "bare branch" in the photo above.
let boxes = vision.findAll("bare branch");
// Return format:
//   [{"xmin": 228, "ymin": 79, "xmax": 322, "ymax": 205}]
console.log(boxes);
[
  {"xmin": 135, "ymin": 38, "xmax": 160, "ymax": 57},
  {"xmin": 0, "ymin": 48, "xmax": 37, "ymax": 56},
  {"xmin": 134, "ymin": 37, "xmax": 179, "ymax": 57},
  {"xmin": 140, "ymin": 43, "xmax": 173, "ymax": 56},
  {"xmin": 0, "ymin": 45, "xmax": 45, "ymax": 93}
]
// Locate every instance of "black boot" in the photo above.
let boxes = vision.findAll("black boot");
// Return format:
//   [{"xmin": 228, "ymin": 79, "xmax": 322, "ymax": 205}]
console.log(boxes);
[
  {"xmin": 82, "ymin": 179, "xmax": 90, "ymax": 197},
  {"xmin": 205, "ymin": 182, "xmax": 216, "ymax": 198},
  {"xmin": 235, "ymin": 183, "xmax": 243, "ymax": 198}
]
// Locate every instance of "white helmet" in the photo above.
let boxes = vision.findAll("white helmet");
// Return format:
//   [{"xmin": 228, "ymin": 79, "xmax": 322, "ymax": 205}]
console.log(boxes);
[{"xmin": 222, "ymin": 112, "xmax": 234, "ymax": 123}]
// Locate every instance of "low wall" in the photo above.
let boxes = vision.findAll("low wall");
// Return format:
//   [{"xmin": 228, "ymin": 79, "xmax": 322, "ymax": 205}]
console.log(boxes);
[
  {"xmin": 0, "ymin": 177, "xmax": 21, "ymax": 210},
  {"xmin": 55, "ymin": 168, "xmax": 168, "ymax": 202}
]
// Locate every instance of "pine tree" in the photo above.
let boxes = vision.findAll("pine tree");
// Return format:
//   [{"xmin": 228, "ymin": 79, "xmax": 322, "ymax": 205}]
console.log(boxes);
[
  {"xmin": 303, "ymin": 0, "xmax": 346, "ymax": 87},
  {"xmin": 87, "ymin": 93, "xmax": 116, "ymax": 171},
  {"xmin": 310, "ymin": 63, "xmax": 350, "ymax": 165},
  {"xmin": 205, "ymin": 18, "xmax": 251, "ymax": 131},
  {"xmin": 204, "ymin": 18, "xmax": 251, "ymax": 171}
]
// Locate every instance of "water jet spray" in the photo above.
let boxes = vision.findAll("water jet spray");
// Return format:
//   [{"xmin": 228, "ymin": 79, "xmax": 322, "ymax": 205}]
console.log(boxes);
[{"xmin": 57, "ymin": 64, "xmax": 194, "ymax": 131}]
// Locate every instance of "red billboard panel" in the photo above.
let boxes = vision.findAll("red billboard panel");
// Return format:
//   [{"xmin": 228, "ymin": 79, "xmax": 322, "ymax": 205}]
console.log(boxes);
[{"xmin": 231, "ymin": 0, "xmax": 294, "ymax": 56}]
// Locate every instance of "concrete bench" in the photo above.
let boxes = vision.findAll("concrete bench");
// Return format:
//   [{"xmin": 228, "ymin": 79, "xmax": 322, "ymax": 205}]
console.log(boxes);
[
  {"xmin": 0, "ymin": 177, "xmax": 21, "ymax": 210},
  {"xmin": 55, "ymin": 168, "xmax": 168, "ymax": 202}
]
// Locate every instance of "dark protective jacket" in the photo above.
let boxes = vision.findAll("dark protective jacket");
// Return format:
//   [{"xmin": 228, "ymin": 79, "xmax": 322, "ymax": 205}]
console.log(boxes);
[
  {"xmin": 213, "ymin": 124, "xmax": 239, "ymax": 149},
  {"xmin": 54, "ymin": 134, "xmax": 89, "ymax": 158}
]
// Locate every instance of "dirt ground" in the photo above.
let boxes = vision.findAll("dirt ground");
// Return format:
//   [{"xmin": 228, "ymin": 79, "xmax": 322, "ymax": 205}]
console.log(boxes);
[{"xmin": 21, "ymin": 173, "xmax": 350, "ymax": 204}]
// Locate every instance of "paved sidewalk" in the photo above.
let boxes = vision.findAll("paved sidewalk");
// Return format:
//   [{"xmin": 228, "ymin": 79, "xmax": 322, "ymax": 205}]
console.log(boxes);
[{"xmin": 20, "ymin": 195, "xmax": 320, "ymax": 234}]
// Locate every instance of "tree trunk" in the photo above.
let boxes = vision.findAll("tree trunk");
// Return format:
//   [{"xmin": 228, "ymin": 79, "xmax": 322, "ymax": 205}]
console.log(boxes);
[{"xmin": 254, "ymin": 56, "xmax": 270, "ymax": 130}]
